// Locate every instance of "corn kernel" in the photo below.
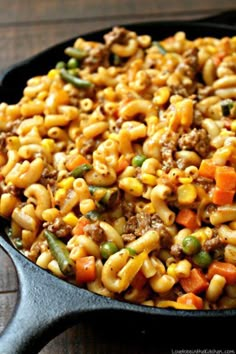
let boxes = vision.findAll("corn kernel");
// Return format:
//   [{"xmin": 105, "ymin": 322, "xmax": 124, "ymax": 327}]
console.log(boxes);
[
  {"xmin": 54, "ymin": 188, "xmax": 66, "ymax": 203},
  {"xmin": 192, "ymin": 228, "xmax": 210, "ymax": 245},
  {"xmin": 58, "ymin": 177, "xmax": 75, "ymax": 189},
  {"xmin": 119, "ymin": 177, "xmax": 143, "ymax": 197},
  {"xmin": 177, "ymin": 183, "xmax": 197, "ymax": 205},
  {"xmin": 179, "ymin": 177, "xmax": 193, "ymax": 184},
  {"xmin": 63, "ymin": 212, "xmax": 79, "ymax": 227},
  {"xmin": 41, "ymin": 138, "xmax": 55, "ymax": 152},
  {"xmin": 141, "ymin": 173, "xmax": 157, "ymax": 186},
  {"xmin": 167, "ymin": 263, "xmax": 177, "ymax": 280},
  {"xmin": 48, "ymin": 69, "xmax": 59, "ymax": 79},
  {"xmin": 108, "ymin": 133, "xmax": 119, "ymax": 141}
]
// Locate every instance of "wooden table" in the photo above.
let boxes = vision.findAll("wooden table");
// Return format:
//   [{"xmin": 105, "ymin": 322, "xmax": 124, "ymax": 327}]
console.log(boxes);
[{"xmin": 0, "ymin": 1, "xmax": 235, "ymax": 353}]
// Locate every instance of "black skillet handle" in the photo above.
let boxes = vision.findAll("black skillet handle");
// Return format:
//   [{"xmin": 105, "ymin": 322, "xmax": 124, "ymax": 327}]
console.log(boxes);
[
  {"xmin": 0, "ymin": 236, "xmax": 102, "ymax": 354},
  {"xmin": 198, "ymin": 10, "xmax": 236, "ymax": 26}
]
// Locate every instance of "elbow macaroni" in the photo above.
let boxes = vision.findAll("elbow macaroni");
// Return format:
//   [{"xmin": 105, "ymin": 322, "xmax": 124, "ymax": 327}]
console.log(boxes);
[{"xmin": 1, "ymin": 26, "xmax": 236, "ymax": 310}]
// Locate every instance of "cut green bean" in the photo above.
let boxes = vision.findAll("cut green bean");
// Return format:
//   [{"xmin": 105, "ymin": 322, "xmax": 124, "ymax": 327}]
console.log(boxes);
[
  {"xmin": 60, "ymin": 68, "xmax": 93, "ymax": 89},
  {"xmin": 152, "ymin": 41, "xmax": 167, "ymax": 55},
  {"xmin": 101, "ymin": 187, "xmax": 118, "ymax": 206},
  {"xmin": 70, "ymin": 163, "xmax": 92, "ymax": 178},
  {"xmin": 64, "ymin": 47, "xmax": 88, "ymax": 60},
  {"xmin": 221, "ymin": 99, "xmax": 234, "ymax": 116},
  {"xmin": 85, "ymin": 210, "xmax": 101, "ymax": 221},
  {"xmin": 125, "ymin": 247, "xmax": 137, "ymax": 256},
  {"xmin": 89, "ymin": 185, "xmax": 104, "ymax": 195},
  {"xmin": 88, "ymin": 185, "xmax": 118, "ymax": 207},
  {"xmin": 44, "ymin": 230, "xmax": 75, "ymax": 275},
  {"xmin": 113, "ymin": 54, "xmax": 121, "ymax": 66}
]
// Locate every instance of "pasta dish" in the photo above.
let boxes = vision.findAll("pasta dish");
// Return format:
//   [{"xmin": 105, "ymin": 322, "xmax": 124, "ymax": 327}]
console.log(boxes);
[{"xmin": 1, "ymin": 26, "xmax": 236, "ymax": 310}]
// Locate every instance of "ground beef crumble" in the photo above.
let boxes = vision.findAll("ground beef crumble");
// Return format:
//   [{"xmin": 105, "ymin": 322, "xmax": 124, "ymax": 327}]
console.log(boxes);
[
  {"xmin": 160, "ymin": 131, "xmax": 179, "ymax": 172},
  {"xmin": 122, "ymin": 212, "xmax": 173, "ymax": 247},
  {"xmin": 104, "ymin": 26, "xmax": 130, "ymax": 47},
  {"xmin": 43, "ymin": 217, "xmax": 72, "ymax": 238},
  {"xmin": 177, "ymin": 127, "xmax": 210, "ymax": 158},
  {"xmin": 84, "ymin": 222, "xmax": 105, "ymax": 243}
]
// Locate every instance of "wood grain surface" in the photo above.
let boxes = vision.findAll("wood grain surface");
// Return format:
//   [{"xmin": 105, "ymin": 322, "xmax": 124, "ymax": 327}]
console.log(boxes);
[{"xmin": 0, "ymin": 1, "xmax": 235, "ymax": 353}]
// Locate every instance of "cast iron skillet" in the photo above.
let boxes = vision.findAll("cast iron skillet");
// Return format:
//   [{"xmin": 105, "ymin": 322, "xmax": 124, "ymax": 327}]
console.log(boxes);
[{"xmin": 0, "ymin": 12, "xmax": 236, "ymax": 354}]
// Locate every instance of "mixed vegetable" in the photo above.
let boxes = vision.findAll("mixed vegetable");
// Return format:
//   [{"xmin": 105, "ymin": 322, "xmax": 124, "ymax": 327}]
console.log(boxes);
[{"xmin": 1, "ymin": 26, "xmax": 236, "ymax": 310}]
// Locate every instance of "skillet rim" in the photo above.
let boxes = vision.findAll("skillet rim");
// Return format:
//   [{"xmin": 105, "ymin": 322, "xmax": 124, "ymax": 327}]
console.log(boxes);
[
  {"xmin": 1, "ymin": 18, "xmax": 236, "ymax": 319},
  {"xmin": 1, "ymin": 18, "xmax": 236, "ymax": 95}
]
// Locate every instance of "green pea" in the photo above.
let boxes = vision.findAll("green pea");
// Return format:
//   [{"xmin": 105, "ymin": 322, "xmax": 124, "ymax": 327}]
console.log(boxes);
[
  {"xmin": 67, "ymin": 57, "xmax": 79, "ymax": 69},
  {"xmin": 131, "ymin": 154, "xmax": 147, "ymax": 167},
  {"xmin": 100, "ymin": 241, "xmax": 119, "ymax": 259},
  {"xmin": 182, "ymin": 235, "xmax": 201, "ymax": 256},
  {"xmin": 55, "ymin": 61, "xmax": 66, "ymax": 69},
  {"xmin": 192, "ymin": 250, "xmax": 212, "ymax": 268}
]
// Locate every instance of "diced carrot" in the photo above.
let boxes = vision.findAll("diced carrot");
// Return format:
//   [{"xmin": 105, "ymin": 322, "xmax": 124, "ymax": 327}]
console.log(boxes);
[
  {"xmin": 131, "ymin": 270, "xmax": 147, "ymax": 290},
  {"xmin": 180, "ymin": 268, "xmax": 209, "ymax": 294},
  {"xmin": 116, "ymin": 156, "xmax": 129, "ymax": 174},
  {"xmin": 212, "ymin": 52, "xmax": 226, "ymax": 67},
  {"xmin": 175, "ymin": 208, "xmax": 199, "ymax": 230},
  {"xmin": 72, "ymin": 216, "xmax": 90, "ymax": 235},
  {"xmin": 66, "ymin": 154, "xmax": 90, "ymax": 171},
  {"xmin": 177, "ymin": 292, "xmax": 204, "ymax": 310},
  {"xmin": 207, "ymin": 261, "xmax": 236, "ymax": 285},
  {"xmin": 223, "ymin": 117, "xmax": 232, "ymax": 130},
  {"xmin": 212, "ymin": 187, "xmax": 235, "ymax": 206},
  {"xmin": 75, "ymin": 256, "xmax": 96, "ymax": 283},
  {"xmin": 198, "ymin": 159, "xmax": 216, "ymax": 179},
  {"xmin": 215, "ymin": 166, "xmax": 236, "ymax": 191}
]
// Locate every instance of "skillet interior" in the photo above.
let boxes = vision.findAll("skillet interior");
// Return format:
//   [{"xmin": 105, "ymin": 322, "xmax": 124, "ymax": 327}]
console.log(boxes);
[{"xmin": 1, "ymin": 18, "xmax": 236, "ymax": 353}]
